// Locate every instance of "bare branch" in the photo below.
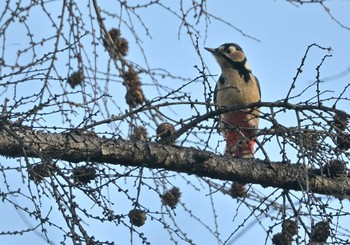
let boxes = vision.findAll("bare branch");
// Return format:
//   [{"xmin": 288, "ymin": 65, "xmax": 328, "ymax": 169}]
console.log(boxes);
[{"xmin": 0, "ymin": 125, "xmax": 349, "ymax": 198}]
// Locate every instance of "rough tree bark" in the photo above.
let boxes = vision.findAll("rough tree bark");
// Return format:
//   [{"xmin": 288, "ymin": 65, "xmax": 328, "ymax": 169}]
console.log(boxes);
[{"xmin": 0, "ymin": 124, "xmax": 349, "ymax": 198}]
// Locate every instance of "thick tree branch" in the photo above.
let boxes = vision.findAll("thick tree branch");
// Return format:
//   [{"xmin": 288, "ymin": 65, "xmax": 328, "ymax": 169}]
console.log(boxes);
[{"xmin": 0, "ymin": 126, "xmax": 349, "ymax": 198}]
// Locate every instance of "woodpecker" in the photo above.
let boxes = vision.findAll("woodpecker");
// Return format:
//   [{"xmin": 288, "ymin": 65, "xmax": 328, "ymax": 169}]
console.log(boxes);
[{"xmin": 205, "ymin": 43, "xmax": 261, "ymax": 158}]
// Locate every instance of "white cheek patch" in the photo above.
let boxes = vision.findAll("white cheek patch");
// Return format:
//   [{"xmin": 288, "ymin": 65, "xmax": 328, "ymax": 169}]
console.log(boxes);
[{"xmin": 228, "ymin": 46, "xmax": 236, "ymax": 53}]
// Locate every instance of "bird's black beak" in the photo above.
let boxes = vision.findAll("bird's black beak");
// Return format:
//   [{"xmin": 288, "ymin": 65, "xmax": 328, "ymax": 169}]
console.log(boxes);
[{"xmin": 204, "ymin": 47, "xmax": 217, "ymax": 54}]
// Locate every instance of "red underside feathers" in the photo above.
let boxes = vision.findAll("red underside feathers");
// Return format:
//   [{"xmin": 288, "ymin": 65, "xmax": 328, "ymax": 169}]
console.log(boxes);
[{"xmin": 222, "ymin": 111, "xmax": 257, "ymax": 158}]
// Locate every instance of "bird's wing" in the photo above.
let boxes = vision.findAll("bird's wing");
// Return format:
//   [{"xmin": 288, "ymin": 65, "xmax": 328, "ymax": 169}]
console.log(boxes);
[{"xmin": 253, "ymin": 74, "xmax": 261, "ymax": 100}]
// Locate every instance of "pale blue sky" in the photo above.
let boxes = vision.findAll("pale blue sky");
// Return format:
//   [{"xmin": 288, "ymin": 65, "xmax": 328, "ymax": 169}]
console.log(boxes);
[{"xmin": 0, "ymin": 1, "xmax": 349, "ymax": 244}]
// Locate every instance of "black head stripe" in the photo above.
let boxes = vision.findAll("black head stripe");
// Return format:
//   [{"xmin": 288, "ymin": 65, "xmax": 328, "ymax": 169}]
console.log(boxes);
[{"xmin": 219, "ymin": 53, "xmax": 250, "ymax": 83}]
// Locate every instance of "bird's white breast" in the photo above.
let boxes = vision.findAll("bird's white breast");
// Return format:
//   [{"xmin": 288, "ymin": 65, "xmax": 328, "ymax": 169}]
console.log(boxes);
[{"xmin": 216, "ymin": 69, "xmax": 260, "ymax": 107}]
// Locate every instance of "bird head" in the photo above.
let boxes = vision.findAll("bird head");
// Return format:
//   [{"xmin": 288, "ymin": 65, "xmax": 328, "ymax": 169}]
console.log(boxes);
[{"xmin": 205, "ymin": 43, "xmax": 250, "ymax": 71}]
